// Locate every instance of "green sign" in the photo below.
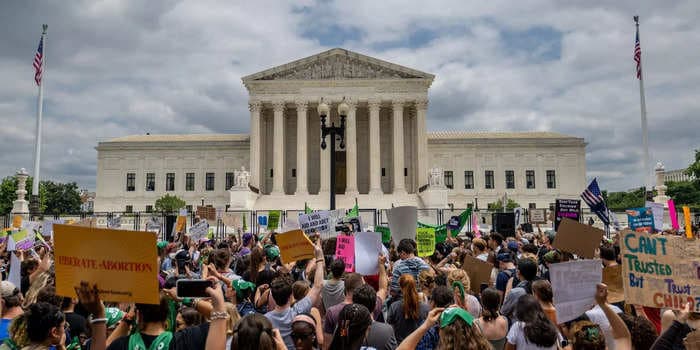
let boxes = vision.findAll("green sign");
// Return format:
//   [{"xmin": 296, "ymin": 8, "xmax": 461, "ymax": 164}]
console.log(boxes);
[
  {"xmin": 267, "ymin": 211, "xmax": 281, "ymax": 230},
  {"xmin": 416, "ymin": 227, "xmax": 435, "ymax": 257}
]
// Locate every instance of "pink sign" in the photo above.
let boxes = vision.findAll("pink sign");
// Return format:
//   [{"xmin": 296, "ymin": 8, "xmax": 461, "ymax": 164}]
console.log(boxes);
[
  {"xmin": 668, "ymin": 199, "xmax": 680, "ymax": 230},
  {"xmin": 335, "ymin": 235, "xmax": 355, "ymax": 272},
  {"xmin": 472, "ymin": 212, "xmax": 481, "ymax": 238}
]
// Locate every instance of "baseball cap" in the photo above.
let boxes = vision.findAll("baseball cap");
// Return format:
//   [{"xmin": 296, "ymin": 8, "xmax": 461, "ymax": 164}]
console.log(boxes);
[
  {"xmin": 496, "ymin": 252, "xmax": 513, "ymax": 263},
  {"xmin": 0, "ymin": 281, "xmax": 19, "ymax": 298},
  {"xmin": 507, "ymin": 241, "xmax": 519, "ymax": 252}
]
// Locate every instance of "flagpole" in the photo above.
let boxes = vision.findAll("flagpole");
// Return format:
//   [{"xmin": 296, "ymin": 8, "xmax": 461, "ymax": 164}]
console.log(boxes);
[
  {"xmin": 634, "ymin": 16, "xmax": 652, "ymax": 198},
  {"xmin": 30, "ymin": 24, "xmax": 47, "ymax": 216}
]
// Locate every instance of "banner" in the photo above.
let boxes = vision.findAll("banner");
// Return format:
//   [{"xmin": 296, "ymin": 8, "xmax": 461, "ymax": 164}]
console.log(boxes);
[
  {"xmin": 189, "ymin": 220, "xmax": 209, "ymax": 241},
  {"xmin": 552, "ymin": 218, "xmax": 604, "ymax": 259},
  {"xmin": 669, "ymin": 199, "xmax": 680, "ymax": 230},
  {"xmin": 684, "ymin": 206, "xmax": 693, "ymax": 239},
  {"xmin": 258, "ymin": 215, "xmax": 268, "ymax": 227},
  {"xmin": 645, "ymin": 201, "xmax": 664, "ymax": 232},
  {"xmin": 388, "ymin": 206, "xmax": 418, "ymax": 242},
  {"xmin": 528, "ymin": 208, "xmax": 546, "ymax": 224},
  {"xmin": 298, "ymin": 211, "xmax": 332, "ymax": 236},
  {"xmin": 53, "ymin": 225, "xmax": 159, "ymax": 304},
  {"xmin": 221, "ymin": 212, "xmax": 242, "ymax": 228},
  {"xmin": 145, "ymin": 217, "xmax": 161, "ymax": 233},
  {"xmin": 555, "ymin": 199, "xmax": 581, "ymax": 231},
  {"xmin": 472, "ymin": 211, "xmax": 480, "ymax": 237},
  {"xmin": 416, "ymin": 228, "xmax": 435, "ymax": 257},
  {"xmin": 354, "ymin": 232, "xmax": 381, "ymax": 275},
  {"xmin": 276, "ymin": 229, "xmax": 315, "ymax": 264},
  {"xmin": 621, "ymin": 230, "xmax": 700, "ymax": 311},
  {"xmin": 267, "ymin": 210, "xmax": 281, "ymax": 231},
  {"xmin": 626, "ymin": 207, "xmax": 655, "ymax": 233},
  {"xmin": 335, "ymin": 235, "xmax": 355, "ymax": 272},
  {"xmin": 549, "ymin": 259, "xmax": 602, "ymax": 323},
  {"xmin": 107, "ymin": 216, "xmax": 122, "ymax": 229},
  {"xmin": 378, "ymin": 208, "xmax": 471, "ymax": 243}
]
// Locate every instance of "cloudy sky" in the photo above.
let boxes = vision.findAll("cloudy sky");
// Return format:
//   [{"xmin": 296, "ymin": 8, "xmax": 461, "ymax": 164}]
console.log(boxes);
[{"xmin": 1, "ymin": 1, "xmax": 698, "ymax": 192}]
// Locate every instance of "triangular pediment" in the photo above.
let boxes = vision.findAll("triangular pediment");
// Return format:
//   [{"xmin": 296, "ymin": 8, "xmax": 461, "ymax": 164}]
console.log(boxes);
[{"xmin": 242, "ymin": 48, "xmax": 434, "ymax": 82}]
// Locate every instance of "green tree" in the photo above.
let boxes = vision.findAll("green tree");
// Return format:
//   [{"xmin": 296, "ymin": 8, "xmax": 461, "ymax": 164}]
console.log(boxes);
[
  {"xmin": 685, "ymin": 149, "xmax": 700, "ymax": 179},
  {"xmin": 0, "ymin": 176, "xmax": 48, "ymax": 214},
  {"xmin": 42, "ymin": 181, "xmax": 82, "ymax": 214},
  {"xmin": 667, "ymin": 181, "xmax": 700, "ymax": 210},
  {"xmin": 154, "ymin": 194, "xmax": 186, "ymax": 213},
  {"xmin": 606, "ymin": 187, "xmax": 645, "ymax": 211},
  {"xmin": 487, "ymin": 199, "xmax": 521, "ymax": 211}
]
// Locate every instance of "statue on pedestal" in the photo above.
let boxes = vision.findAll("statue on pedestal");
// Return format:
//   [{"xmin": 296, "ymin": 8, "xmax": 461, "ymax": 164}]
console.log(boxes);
[
  {"xmin": 429, "ymin": 167, "xmax": 445, "ymax": 189},
  {"xmin": 653, "ymin": 161, "xmax": 669, "ymax": 204},
  {"xmin": 232, "ymin": 166, "xmax": 250, "ymax": 189}
]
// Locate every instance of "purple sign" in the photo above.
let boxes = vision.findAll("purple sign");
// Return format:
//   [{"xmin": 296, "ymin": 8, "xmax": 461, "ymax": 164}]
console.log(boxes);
[{"xmin": 555, "ymin": 199, "xmax": 581, "ymax": 231}]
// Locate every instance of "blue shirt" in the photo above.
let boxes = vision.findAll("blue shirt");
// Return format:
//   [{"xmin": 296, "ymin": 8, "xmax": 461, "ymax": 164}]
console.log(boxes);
[{"xmin": 0, "ymin": 318, "xmax": 12, "ymax": 342}]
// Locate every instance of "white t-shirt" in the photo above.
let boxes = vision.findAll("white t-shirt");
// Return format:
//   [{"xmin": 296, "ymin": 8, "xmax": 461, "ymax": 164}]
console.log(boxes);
[
  {"xmin": 585, "ymin": 304, "xmax": 623, "ymax": 350},
  {"xmin": 507, "ymin": 321, "xmax": 561, "ymax": 350}
]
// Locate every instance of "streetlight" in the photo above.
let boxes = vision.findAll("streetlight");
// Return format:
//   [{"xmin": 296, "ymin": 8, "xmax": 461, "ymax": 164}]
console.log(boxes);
[{"xmin": 319, "ymin": 100, "xmax": 347, "ymax": 210}]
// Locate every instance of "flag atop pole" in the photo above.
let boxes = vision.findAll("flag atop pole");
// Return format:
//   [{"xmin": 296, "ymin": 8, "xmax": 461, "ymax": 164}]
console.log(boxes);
[
  {"xmin": 30, "ymin": 24, "xmax": 48, "ymax": 214},
  {"xmin": 634, "ymin": 16, "xmax": 652, "ymax": 195},
  {"xmin": 581, "ymin": 178, "xmax": 610, "ymax": 226}
]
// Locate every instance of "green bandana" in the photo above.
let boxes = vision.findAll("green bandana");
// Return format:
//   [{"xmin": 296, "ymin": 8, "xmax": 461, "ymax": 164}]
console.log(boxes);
[
  {"xmin": 440, "ymin": 307, "xmax": 474, "ymax": 328},
  {"xmin": 452, "ymin": 281, "xmax": 465, "ymax": 301},
  {"xmin": 264, "ymin": 245, "xmax": 280, "ymax": 260},
  {"xmin": 232, "ymin": 279, "xmax": 256, "ymax": 299},
  {"xmin": 128, "ymin": 331, "xmax": 173, "ymax": 350},
  {"xmin": 156, "ymin": 241, "xmax": 168, "ymax": 250},
  {"xmin": 105, "ymin": 307, "xmax": 125, "ymax": 328}
]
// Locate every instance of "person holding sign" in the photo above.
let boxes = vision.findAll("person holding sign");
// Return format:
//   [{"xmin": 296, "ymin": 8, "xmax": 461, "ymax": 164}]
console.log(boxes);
[{"xmin": 391, "ymin": 239, "xmax": 430, "ymax": 296}]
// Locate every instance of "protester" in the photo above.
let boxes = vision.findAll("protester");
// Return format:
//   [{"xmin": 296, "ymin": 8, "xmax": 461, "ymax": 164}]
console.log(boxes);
[
  {"xmin": 531, "ymin": 280, "xmax": 557, "ymax": 325},
  {"xmin": 291, "ymin": 313, "xmax": 321, "ymax": 350},
  {"xmin": 505, "ymin": 295, "xmax": 561, "ymax": 350},
  {"xmin": 352, "ymin": 284, "xmax": 397, "ymax": 350},
  {"xmin": 321, "ymin": 259, "xmax": 346, "ymax": 312},
  {"xmin": 477, "ymin": 288, "xmax": 509, "ymax": 350},
  {"xmin": 328, "ymin": 304, "xmax": 373, "ymax": 350},
  {"xmin": 0, "ymin": 281, "xmax": 23, "ymax": 343},
  {"xmin": 390, "ymin": 239, "xmax": 430, "ymax": 296},
  {"xmin": 387, "ymin": 274, "xmax": 430, "ymax": 342}
]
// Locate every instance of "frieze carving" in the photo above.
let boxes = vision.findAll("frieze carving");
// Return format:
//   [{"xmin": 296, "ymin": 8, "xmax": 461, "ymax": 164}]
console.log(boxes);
[{"xmin": 257, "ymin": 55, "xmax": 423, "ymax": 80}]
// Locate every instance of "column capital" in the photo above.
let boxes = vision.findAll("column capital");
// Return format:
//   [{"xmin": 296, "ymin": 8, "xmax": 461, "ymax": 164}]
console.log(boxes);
[
  {"xmin": 272, "ymin": 100, "xmax": 286, "ymax": 113},
  {"xmin": 248, "ymin": 101, "xmax": 262, "ymax": 113},
  {"xmin": 392, "ymin": 99, "xmax": 405, "ymax": 109},
  {"xmin": 294, "ymin": 100, "xmax": 308, "ymax": 111},
  {"xmin": 414, "ymin": 99, "xmax": 429, "ymax": 111},
  {"xmin": 368, "ymin": 98, "xmax": 381, "ymax": 111},
  {"xmin": 344, "ymin": 99, "xmax": 358, "ymax": 111}
]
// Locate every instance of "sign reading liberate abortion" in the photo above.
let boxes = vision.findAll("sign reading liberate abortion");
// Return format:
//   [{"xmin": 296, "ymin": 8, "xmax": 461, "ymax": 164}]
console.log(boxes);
[{"xmin": 621, "ymin": 230, "xmax": 700, "ymax": 311}]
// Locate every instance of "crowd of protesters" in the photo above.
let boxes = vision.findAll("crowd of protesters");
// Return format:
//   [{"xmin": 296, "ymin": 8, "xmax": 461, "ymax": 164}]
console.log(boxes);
[{"xmin": 0, "ymin": 218, "xmax": 698, "ymax": 350}]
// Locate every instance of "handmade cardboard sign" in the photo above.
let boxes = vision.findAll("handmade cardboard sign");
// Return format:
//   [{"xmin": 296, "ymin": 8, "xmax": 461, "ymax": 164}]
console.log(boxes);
[
  {"xmin": 354, "ymin": 232, "xmax": 382, "ymax": 275},
  {"xmin": 621, "ymin": 230, "xmax": 700, "ymax": 311},
  {"xmin": 196, "ymin": 206, "xmax": 217, "ymax": 221},
  {"xmin": 555, "ymin": 199, "xmax": 580, "ymax": 231},
  {"xmin": 416, "ymin": 227, "xmax": 435, "ymax": 257},
  {"xmin": 552, "ymin": 218, "xmax": 604, "ymax": 259},
  {"xmin": 53, "ymin": 224, "xmax": 159, "ymax": 304},
  {"xmin": 335, "ymin": 235, "xmax": 355, "ymax": 272},
  {"xmin": 550, "ymin": 259, "xmax": 602, "ymax": 323},
  {"xmin": 222, "ymin": 212, "xmax": 243, "ymax": 228},
  {"xmin": 529, "ymin": 208, "xmax": 546, "ymax": 224},
  {"xmin": 189, "ymin": 220, "xmax": 209, "ymax": 241},
  {"xmin": 275, "ymin": 229, "xmax": 315, "ymax": 264},
  {"xmin": 387, "ymin": 206, "xmax": 418, "ymax": 242},
  {"xmin": 627, "ymin": 207, "xmax": 655, "ymax": 233},
  {"xmin": 462, "ymin": 255, "xmax": 493, "ymax": 294},
  {"xmin": 602, "ymin": 265, "xmax": 625, "ymax": 303}
]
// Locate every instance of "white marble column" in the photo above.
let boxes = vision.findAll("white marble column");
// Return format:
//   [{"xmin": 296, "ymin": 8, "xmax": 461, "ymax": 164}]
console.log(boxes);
[
  {"xmin": 271, "ymin": 101, "xmax": 286, "ymax": 195},
  {"xmin": 249, "ymin": 101, "xmax": 262, "ymax": 190},
  {"xmin": 319, "ymin": 105, "xmax": 330, "ymax": 193},
  {"xmin": 368, "ymin": 99, "xmax": 382, "ymax": 195},
  {"xmin": 415, "ymin": 99, "xmax": 429, "ymax": 189},
  {"xmin": 392, "ymin": 100, "xmax": 406, "ymax": 194},
  {"xmin": 295, "ymin": 101, "xmax": 308, "ymax": 195},
  {"xmin": 345, "ymin": 101, "xmax": 358, "ymax": 196}
]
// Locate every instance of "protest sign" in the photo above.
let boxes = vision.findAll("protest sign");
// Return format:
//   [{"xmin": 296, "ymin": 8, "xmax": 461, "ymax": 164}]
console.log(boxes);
[
  {"xmin": 626, "ymin": 207, "xmax": 655, "ymax": 233},
  {"xmin": 416, "ymin": 228, "xmax": 435, "ymax": 257},
  {"xmin": 275, "ymin": 229, "xmax": 315, "ymax": 264},
  {"xmin": 553, "ymin": 218, "xmax": 603, "ymax": 259},
  {"xmin": 73, "ymin": 218, "xmax": 96, "ymax": 228},
  {"xmin": 602, "ymin": 265, "xmax": 625, "ymax": 303},
  {"xmin": 12, "ymin": 215, "xmax": 22, "ymax": 228},
  {"xmin": 387, "ymin": 206, "xmax": 418, "ymax": 242},
  {"xmin": 354, "ymin": 232, "xmax": 382, "ymax": 275},
  {"xmin": 472, "ymin": 212, "xmax": 481, "ymax": 237},
  {"xmin": 145, "ymin": 217, "xmax": 161, "ymax": 232},
  {"xmin": 645, "ymin": 201, "xmax": 664, "ymax": 232},
  {"xmin": 189, "ymin": 220, "xmax": 209, "ymax": 241},
  {"xmin": 447, "ymin": 216, "xmax": 460, "ymax": 231},
  {"xmin": 222, "ymin": 212, "xmax": 243, "ymax": 229},
  {"xmin": 684, "ymin": 206, "xmax": 693, "ymax": 239},
  {"xmin": 258, "ymin": 215, "xmax": 268, "ymax": 227},
  {"xmin": 107, "ymin": 216, "xmax": 122, "ymax": 229},
  {"xmin": 267, "ymin": 210, "xmax": 281, "ymax": 230},
  {"xmin": 462, "ymin": 255, "xmax": 493, "ymax": 294},
  {"xmin": 42, "ymin": 219, "xmax": 63, "ymax": 237},
  {"xmin": 11, "ymin": 229, "xmax": 35, "ymax": 251},
  {"xmin": 529, "ymin": 208, "xmax": 546, "ymax": 224},
  {"xmin": 53, "ymin": 224, "xmax": 159, "ymax": 304},
  {"xmin": 196, "ymin": 206, "xmax": 217, "ymax": 221},
  {"xmin": 174, "ymin": 215, "xmax": 187, "ymax": 233},
  {"xmin": 549, "ymin": 259, "xmax": 602, "ymax": 323},
  {"xmin": 335, "ymin": 235, "xmax": 355, "ymax": 272},
  {"xmin": 669, "ymin": 200, "xmax": 680, "ymax": 230},
  {"xmin": 555, "ymin": 199, "xmax": 580, "ymax": 231},
  {"xmin": 621, "ymin": 230, "xmax": 700, "ymax": 311},
  {"xmin": 298, "ymin": 211, "xmax": 332, "ymax": 236},
  {"xmin": 514, "ymin": 208, "xmax": 524, "ymax": 228},
  {"xmin": 376, "ymin": 226, "xmax": 391, "ymax": 243}
]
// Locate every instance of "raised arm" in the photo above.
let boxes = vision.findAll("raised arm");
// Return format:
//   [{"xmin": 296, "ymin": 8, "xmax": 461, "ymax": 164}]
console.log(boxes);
[
  {"xmin": 596, "ymin": 284, "xmax": 631, "ymax": 350},
  {"xmin": 377, "ymin": 254, "xmax": 388, "ymax": 302},
  {"xmin": 397, "ymin": 308, "xmax": 443, "ymax": 350},
  {"xmin": 307, "ymin": 237, "xmax": 325, "ymax": 305}
]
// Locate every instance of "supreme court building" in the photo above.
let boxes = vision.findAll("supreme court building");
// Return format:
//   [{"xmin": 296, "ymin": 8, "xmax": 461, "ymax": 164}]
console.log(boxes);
[{"xmin": 94, "ymin": 48, "xmax": 586, "ymax": 212}]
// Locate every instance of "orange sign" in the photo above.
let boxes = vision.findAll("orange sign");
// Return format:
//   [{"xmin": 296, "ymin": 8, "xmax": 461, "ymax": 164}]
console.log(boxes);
[
  {"xmin": 175, "ymin": 216, "xmax": 187, "ymax": 233},
  {"xmin": 275, "ymin": 229, "xmax": 315, "ymax": 264},
  {"xmin": 12, "ymin": 215, "xmax": 22, "ymax": 228},
  {"xmin": 53, "ymin": 224, "xmax": 159, "ymax": 304}
]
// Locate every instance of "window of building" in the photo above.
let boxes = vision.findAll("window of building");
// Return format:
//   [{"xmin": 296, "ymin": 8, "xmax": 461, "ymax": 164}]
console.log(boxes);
[
  {"xmin": 270, "ymin": 169, "xmax": 273, "ymax": 178},
  {"xmin": 381, "ymin": 168, "xmax": 386, "ymax": 177},
  {"xmin": 546, "ymin": 170, "xmax": 556, "ymax": 189},
  {"xmin": 126, "ymin": 173, "xmax": 135, "ymax": 192},
  {"xmin": 526, "ymin": 170, "xmax": 536, "ymax": 189},
  {"xmin": 464, "ymin": 171, "xmax": 474, "ymax": 189},
  {"xmin": 404, "ymin": 168, "xmax": 408, "ymax": 177},
  {"xmin": 166, "ymin": 173, "xmax": 175, "ymax": 191},
  {"xmin": 529, "ymin": 203, "xmax": 537, "ymax": 209},
  {"xmin": 444, "ymin": 171, "xmax": 454, "ymax": 189},
  {"xmin": 186, "ymin": 173, "xmax": 195, "ymax": 191},
  {"xmin": 185, "ymin": 205, "xmax": 193, "ymax": 213},
  {"xmin": 292, "ymin": 168, "xmax": 297, "ymax": 178},
  {"xmin": 206, "ymin": 172, "xmax": 215, "ymax": 191},
  {"xmin": 226, "ymin": 172, "xmax": 234, "ymax": 189},
  {"xmin": 505, "ymin": 170, "xmax": 515, "ymax": 189},
  {"xmin": 145, "ymin": 173, "xmax": 155, "ymax": 191},
  {"xmin": 145, "ymin": 205, "xmax": 153, "ymax": 213},
  {"xmin": 125, "ymin": 205, "xmax": 133, "ymax": 213},
  {"xmin": 485, "ymin": 170, "xmax": 494, "ymax": 189}
]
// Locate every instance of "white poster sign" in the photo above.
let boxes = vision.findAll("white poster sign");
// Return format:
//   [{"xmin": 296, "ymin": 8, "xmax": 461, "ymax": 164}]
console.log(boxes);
[
  {"xmin": 387, "ymin": 206, "xmax": 417, "ymax": 242},
  {"xmin": 189, "ymin": 220, "xmax": 209, "ymax": 241},
  {"xmin": 298, "ymin": 211, "xmax": 332, "ymax": 235},
  {"xmin": 514, "ymin": 207, "xmax": 524, "ymax": 228},
  {"xmin": 354, "ymin": 232, "xmax": 382, "ymax": 275},
  {"xmin": 549, "ymin": 259, "xmax": 602, "ymax": 323},
  {"xmin": 645, "ymin": 201, "xmax": 664, "ymax": 231}
]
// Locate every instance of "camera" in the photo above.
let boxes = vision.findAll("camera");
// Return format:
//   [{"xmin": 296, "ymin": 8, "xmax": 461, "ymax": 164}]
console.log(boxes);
[{"xmin": 335, "ymin": 224, "xmax": 351, "ymax": 233}]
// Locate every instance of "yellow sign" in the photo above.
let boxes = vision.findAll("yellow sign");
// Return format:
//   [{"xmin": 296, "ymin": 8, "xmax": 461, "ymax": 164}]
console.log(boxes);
[
  {"xmin": 684, "ymin": 206, "xmax": 693, "ymax": 239},
  {"xmin": 12, "ymin": 215, "xmax": 22, "ymax": 228},
  {"xmin": 275, "ymin": 229, "xmax": 314, "ymax": 264},
  {"xmin": 175, "ymin": 216, "xmax": 187, "ymax": 233},
  {"xmin": 416, "ymin": 228, "xmax": 435, "ymax": 257},
  {"xmin": 54, "ymin": 224, "xmax": 159, "ymax": 304}
]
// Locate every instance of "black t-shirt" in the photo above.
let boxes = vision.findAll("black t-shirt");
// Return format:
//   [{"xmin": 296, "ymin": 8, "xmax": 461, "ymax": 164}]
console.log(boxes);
[
  {"xmin": 107, "ymin": 334, "xmax": 158, "ymax": 350},
  {"xmin": 64, "ymin": 312, "xmax": 88, "ymax": 338}
]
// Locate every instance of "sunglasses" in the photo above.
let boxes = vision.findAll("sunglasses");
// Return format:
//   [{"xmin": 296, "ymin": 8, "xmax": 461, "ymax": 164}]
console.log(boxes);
[{"xmin": 291, "ymin": 332, "xmax": 314, "ymax": 340}]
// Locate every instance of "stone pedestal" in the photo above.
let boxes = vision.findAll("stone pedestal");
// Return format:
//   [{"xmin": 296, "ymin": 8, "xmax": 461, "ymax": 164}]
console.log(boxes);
[
  {"xmin": 229, "ymin": 188, "xmax": 258, "ymax": 210},
  {"xmin": 419, "ymin": 188, "xmax": 449, "ymax": 208},
  {"xmin": 653, "ymin": 162, "xmax": 669, "ymax": 206},
  {"xmin": 12, "ymin": 168, "xmax": 29, "ymax": 214}
]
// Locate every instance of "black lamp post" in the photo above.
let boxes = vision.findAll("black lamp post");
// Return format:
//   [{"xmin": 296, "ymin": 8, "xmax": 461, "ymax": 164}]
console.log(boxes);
[{"xmin": 319, "ymin": 100, "xmax": 347, "ymax": 210}]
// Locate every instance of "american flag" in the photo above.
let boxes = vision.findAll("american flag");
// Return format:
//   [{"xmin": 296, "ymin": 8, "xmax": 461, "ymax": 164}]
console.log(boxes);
[
  {"xmin": 33, "ymin": 36, "xmax": 44, "ymax": 86},
  {"xmin": 581, "ymin": 178, "xmax": 610, "ymax": 225},
  {"xmin": 634, "ymin": 29, "xmax": 642, "ymax": 79}
]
